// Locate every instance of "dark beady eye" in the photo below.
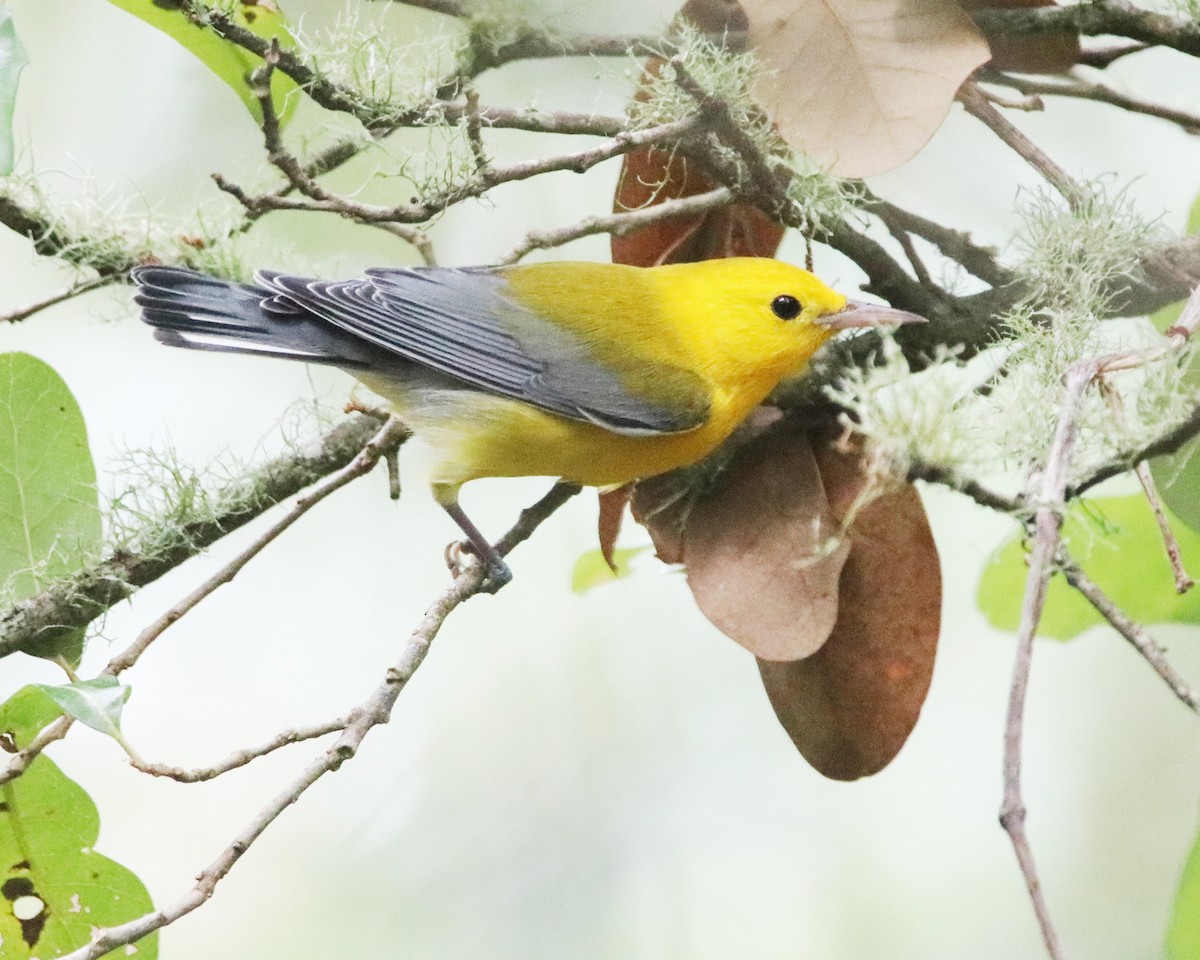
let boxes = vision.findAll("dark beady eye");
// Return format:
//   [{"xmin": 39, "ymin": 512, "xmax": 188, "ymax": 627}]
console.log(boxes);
[{"xmin": 771, "ymin": 294, "xmax": 802, "ymax": 320}]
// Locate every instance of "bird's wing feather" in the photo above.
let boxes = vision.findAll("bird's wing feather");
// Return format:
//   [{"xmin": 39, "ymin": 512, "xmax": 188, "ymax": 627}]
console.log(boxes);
[{"xmin": 256, "ymin": 267, "xmax": 709, "ymax": 435}]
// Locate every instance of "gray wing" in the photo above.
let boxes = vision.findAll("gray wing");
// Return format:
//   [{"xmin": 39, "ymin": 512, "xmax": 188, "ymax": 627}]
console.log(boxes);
[{"xmin": 255, "ymin": 267, "xmax": 707, "ymax": 436}]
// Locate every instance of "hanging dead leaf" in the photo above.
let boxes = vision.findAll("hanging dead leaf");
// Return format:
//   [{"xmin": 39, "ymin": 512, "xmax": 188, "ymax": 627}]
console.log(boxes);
[
  {"xmin": 631, "ymin": 471, "xmax": 693, "ymax": 565},
  {"xmin": 744, "ymin": 0, "xmax": 990, "ymax": 177},
  {"xmin": 757, "ymin": 439, "xmax": 941, "ymax": 780},
  {"xmin": 612, "ymin": 0, "xmax": 785, "ymax": 267},
  {"xmin": 680, "ymin": 418, "xmax": 850, "ymax": 661},
  {"xmin": 612, "ymin": 145, "xmax": 786, "ymax": 265},
  {"xmin": 631, "ymin": 407, "xmax": 783, "ymax": 567},
  {"xmin": 959, "ymin": 0, "xmax": 1080, "ymax": 74},
  {"xmin": 597, "ymin": 484, "xmax": 635, "ymax": 571}
]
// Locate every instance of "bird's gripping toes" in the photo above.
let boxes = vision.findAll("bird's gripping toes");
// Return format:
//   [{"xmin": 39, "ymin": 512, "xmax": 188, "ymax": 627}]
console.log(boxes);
[{"xmin": 133, "ymin": 259, "xmax": 923, "ymax": 585}]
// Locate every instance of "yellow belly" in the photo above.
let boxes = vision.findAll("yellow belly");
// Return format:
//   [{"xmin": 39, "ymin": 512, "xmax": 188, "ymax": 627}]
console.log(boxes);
[{"xmin": 363, "ymin": 377, "xmax": 739, "ymax": 491}]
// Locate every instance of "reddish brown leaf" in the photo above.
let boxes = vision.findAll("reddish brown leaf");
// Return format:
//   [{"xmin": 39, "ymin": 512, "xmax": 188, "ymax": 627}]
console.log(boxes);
[
  {"xmin": 597, "ymin": 485, "xmax": 634, "ymax": 572},
  {"xmin": 612, "ymin": 0, "xmax": 784, "ymax": 267},
  {"xmin": 960, "ymin": 0, "xmax": 1080, "ymax": 74},
  {"xmin": 758, "ymin": 441, "xmax": 941, "ymax": 780},
  {"xmin": 681, "ymin": 419, "xmax": 850, "ymax": 661}
]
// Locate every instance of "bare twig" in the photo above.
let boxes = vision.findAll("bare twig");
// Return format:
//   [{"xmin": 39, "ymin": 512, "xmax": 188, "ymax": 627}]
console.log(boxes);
[
  {"xmin": 54, "ymin": 482, "xmax": 579, "ymax": 960},
  {"xmin": 1002, "ymin": 359, "xmax": 1104, "ymax": 960},
  {"xmin": 862, "ymin": 190, "xmax": 1015, "ymax": 289},
  {"xmin": 1077, "ymin": 42, "xmax": 1148, "ymax": 68},
  {"xmin": 248, "ymin": 42, "xmax": 436, "ymax": 263},
  {"xmin": 1059, "ymin": 556, "xmax": 1200, "ymax": 712},
  {"xmin": 884, "ymin": 220, "xmax": 935, "ymax": 289},
  {"xmin": 985, "ymin": 71, "xmax": 1200, "ymax": 136},
  {"xmin": 1, "ymin": 275, "xmax": 117, "ymax": 324},
  {"xmin": 382, "ymin": 0, "xmax": 467, "ymax": 16},
  {"xmin": 1133, "ymin": 460, "xmax": 1194, "ymax": 593},
  {"xmin": 1096, "ymin": 378, "xmax": 1194, "ymax": 593},
  {"xmin": 958, "ymin": 81, "xmax": 1089, "ymax": 211},
  {"xmin": 0, "ymin": 716, "xmax": 73, "ymax": 786},
  {"xmin": 217, "ymin": 110, "xmax": 703, "ymax": 240},
  {"xmin": 131, "ymin": 717, "xmax": 352, "ymax": 782},
  {"xmin": 500, "ymin": 185, "xmax": 734, "ymax": 263},
  {"xmin": 104, "ymin": 417, "xmax": 410, "ymax": 676}
]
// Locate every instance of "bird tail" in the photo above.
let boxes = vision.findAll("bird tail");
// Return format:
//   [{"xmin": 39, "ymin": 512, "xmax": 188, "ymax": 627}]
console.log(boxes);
[{"xmin": 132, "ymin": 265, "xmax": 379, "ymax": 369}]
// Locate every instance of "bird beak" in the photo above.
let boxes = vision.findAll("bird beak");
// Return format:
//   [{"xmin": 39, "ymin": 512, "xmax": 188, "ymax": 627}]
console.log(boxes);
[{"xmin": 817, "ymin": 299, "xmax": 927, "ymax": 330}]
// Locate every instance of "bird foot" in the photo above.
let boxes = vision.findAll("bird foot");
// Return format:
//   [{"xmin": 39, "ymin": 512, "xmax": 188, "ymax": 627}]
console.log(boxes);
[{"xmin": 444, "ymin": 540, "xmax": 512, "ymax": 593}]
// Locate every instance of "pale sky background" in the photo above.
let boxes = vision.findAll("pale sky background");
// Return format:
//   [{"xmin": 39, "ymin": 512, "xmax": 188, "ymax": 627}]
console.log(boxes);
[{"xmin": 4, "ymin": 1, "xmax": 1200, "ymax": 958}]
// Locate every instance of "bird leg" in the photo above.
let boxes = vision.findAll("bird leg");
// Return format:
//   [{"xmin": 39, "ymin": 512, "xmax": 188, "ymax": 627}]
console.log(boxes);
[{"xmin": 441, "ymin": 501, "xmax": 513, "ymax": 591}]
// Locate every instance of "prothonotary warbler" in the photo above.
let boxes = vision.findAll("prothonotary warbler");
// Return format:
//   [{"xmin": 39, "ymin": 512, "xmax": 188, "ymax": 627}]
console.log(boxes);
[{"xmin": 133, "ymin": 258, "xmax": 923, "ymax": 585}]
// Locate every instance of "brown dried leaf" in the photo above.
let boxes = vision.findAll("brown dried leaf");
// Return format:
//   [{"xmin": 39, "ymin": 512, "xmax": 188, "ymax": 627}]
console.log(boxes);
[
  {"xmin": 959, "ymin": 0, "xmax": 1080, "ymax": 74},
  {"xmin": 757, "ymin": 441, "xmax": 941, "ymax": 780},
  {"xmin": 631, "ymin": 470, "xmax": 694, "ymax": 565},
  {"xmin": 612, "ymin": 147, "xmax": 786, "ymax": 265},
  {"xmin": 682, "ymin": 419, "xmax": 850, "ymax": 661},
  {"xmin": 597, "ymin": 484, "xmax": 634, "ymax": 572},
  {"xmin": 745, "ymin": 0, "xmax": 990, "ymax": 177},
  {"xmin": 612, "ymin": 0, "xmax": 784, "ymax": 267}
]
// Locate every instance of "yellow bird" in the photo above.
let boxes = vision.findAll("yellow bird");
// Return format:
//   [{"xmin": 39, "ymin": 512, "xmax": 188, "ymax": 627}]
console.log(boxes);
[{"xmin": 133, "ymin": 258, "xmax": 922, "ymax": 584}]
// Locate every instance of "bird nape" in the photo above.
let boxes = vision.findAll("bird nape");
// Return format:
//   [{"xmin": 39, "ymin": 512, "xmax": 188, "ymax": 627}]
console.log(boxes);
[{"xmin": 132, "ymin": 258, "xmax": 924, "ymax": 587}]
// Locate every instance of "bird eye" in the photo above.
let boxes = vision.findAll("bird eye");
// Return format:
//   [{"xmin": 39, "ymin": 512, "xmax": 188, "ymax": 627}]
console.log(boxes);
[{"xmin": 771, "ymin": 294, "xmax": 802, "ymax": 320}]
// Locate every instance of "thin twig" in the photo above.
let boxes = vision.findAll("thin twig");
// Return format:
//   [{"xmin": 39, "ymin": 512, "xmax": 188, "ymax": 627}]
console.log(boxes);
[
  {"xmin": 958, "ymin": 81, "xmax": 1089, "ymax": 211},
  {"xmin": 1059, "ymin": 556, "xmax": 1200, "ymax": 712},
  {"xmin": 104, "ymin": 417, "xmax": 410, "ymax": 676},
  {"xmin": 1, "ymin": 418, "xmax": 407, "ymax": 783},
  {"xmin": 249, "ymin": 42, "xmax": 436, "ymax": 263},
  {"xmin": 217, "ymin": 110, "xmax": 703, "ymax": 240},
  {"xmin": 985, "ymin": 71, "xmax": 1200, "ymax": 136},
  {"xmin": 861, "ymin": 190, "xmax": 1014, "ymax": 289},
  {"xmin": 1, "ymin": 275, "xmax": 117, "ymax": 323},
  {"xmin": 0, "ymin": 716, "xmax": 73, "ymax": 786},
  {"xmin": 463, "ymin": 84, "xmax": 489, "ymax": 174},
  {"xmin": 500, "ymin": 186, "xmax": 734, "ymax": 263},
  {"xmin": 1096, "ymin": 378, "xmax": 1194, "ymax": 593},
  {"xmin": 1002, "ymin": 359, "xmax": 1105, "ymax": 960},
  {"xmin": 886, "ymin": 222, "xmax": 934, "ymax": 288},
  {"xmin": 54, "ymin": 482, "xmax": 579, "ymax": 960},
  {"xmin": 130, "ymin": 718, "xmax": 352, "ymax": 782},
  {"xmin": 1133, "ymin": 460, "xmax": 1194, "ymax": 593}
]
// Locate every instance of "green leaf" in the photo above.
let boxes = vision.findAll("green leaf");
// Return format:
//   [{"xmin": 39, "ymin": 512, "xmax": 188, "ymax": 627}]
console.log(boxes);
[
  {"xmin": 1152, "ymin": 434, "xmax": 1200, "ymax": 535},
  {"xmin": 1152, "ymin": 190, "xmax": 1200, "ymax": 333},
  {"xmin": 570, "ymin": 546, "xmax": 648, "ymax": 594},
  {"xmin": 977, "ymin": 495, "xmax": 1200, "ymax": 640},
  {"xmin": 32, "ymin": 679, "xmax": 131, "ymax": 739},
  {"xmin": 0, "ymin": 353, "xmax": 102, "ymax": 663},
  {"xmin": 0, "ymin": 7, "xmax": 29, "ymax": 175},
  {"xmin": 0, "ymin": 685, "xmax": 63, "ymax": 744},
  {"xmin": 106, "ymin": 0, "xmax": 299, "ymax": 127},
  {"xmin": 1168, "ymin": 820, "xmax": 1200, "ymax": 959},
  {"xmin": 0, "ymin": 688, "xmax": 157, "ymax": 960}
]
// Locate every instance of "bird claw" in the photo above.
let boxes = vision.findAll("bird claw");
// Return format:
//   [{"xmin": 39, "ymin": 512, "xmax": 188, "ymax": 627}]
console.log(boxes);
[{"xmin": 444, "ymin": 540, "xmax": 512, "ymax": 592}]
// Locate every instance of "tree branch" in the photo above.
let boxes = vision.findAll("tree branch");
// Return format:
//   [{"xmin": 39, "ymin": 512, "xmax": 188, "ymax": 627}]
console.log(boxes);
[
  {"xmin": 1059, "ymin": 555, "xmax": 1200, "ymax": 713},
  {"xmin": 971, "ymin": 0, "xmax": 1200, "ymax": 59},
  {"xmin": 54, "ymin": 482, "xmax": 579, "ymax": 960},
  {"xmin": 0, "ymin": 414, "xmax": 391, "ymax": 660}
]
